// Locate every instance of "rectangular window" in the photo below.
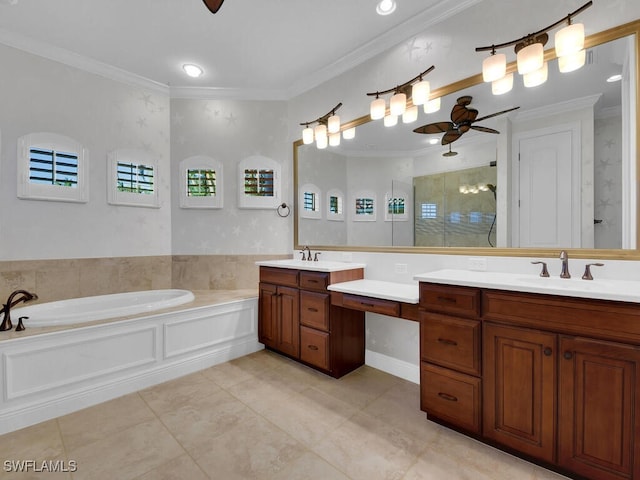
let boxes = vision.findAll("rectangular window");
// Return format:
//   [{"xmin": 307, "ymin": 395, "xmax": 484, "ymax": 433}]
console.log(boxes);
[
  {"xmin": 421, "ymin": 203, "xmax": 437, "ymax": 219},
  {"xmin": 449, "ymin": 212, "xmax": 461, "ymax": 223},
  {"xmin": 187, "ymin": 169, "xmax": 216, "ymax": 197},
  {"xmin": 329, "ymin": 195, "xmax": 342, "ymax": 214},
  {"xmin": 116, "ymin": 162, "xmax": 154, "ymax": 195},
  {"xmin": 244, "ymin": 169, "xmax": 274, "ymax": 197},
  {"xmin": 469, "ymin": 211, "xmax": 482, "ymax": 223},
  {"xmin": 303, "ymin": 192, "xmax": 316, "ymax": 211},
  {"xmin": 29, "ymin": 148, "xmax": 78, "ymax": 187},
  {"xmin": 355, "ymin": 198, "xmax": 374, "ymax": 215},
  {"xmin": 387, "ymin": 198, "xmax": 405, "ymax": 215}
]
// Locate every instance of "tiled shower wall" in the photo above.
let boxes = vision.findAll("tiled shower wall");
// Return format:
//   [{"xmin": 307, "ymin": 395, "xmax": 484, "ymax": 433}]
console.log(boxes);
[{"xmin": 0, "ymin": 255, "xmax": 289, "ymax": 303}]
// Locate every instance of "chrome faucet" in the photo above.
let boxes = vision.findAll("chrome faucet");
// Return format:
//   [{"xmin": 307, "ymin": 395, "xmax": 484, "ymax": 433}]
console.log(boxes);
[
  {"xmin": 0, "ymin": 289, "xmax": 38, "ymax": 331},
  {"xmin": 559, "ymin": 250, "xmax": 571, "ymax": 278},
  {"xmin": 303, "ymin": 246, "xmax": 312, "ymax": 261}
]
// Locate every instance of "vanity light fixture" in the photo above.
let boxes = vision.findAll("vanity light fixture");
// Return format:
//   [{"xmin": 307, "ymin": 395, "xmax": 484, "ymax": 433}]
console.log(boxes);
[
  {"xmin": 376, "ymin": 0, "xmax": 396, "ymax": 16},
  {"xmin": 476, "ymin": 1, "xmax": 592, "ymax": 94},
  {"xmin": 300, "ymin": 103, "xmax": 354, "ymax": 148},
  {"xmin": 182, "ymin": 64, "xmax": 204, "ymax": 78},
  {"xmin": 423, "ymin": 97, "xmax": 441, "ymax": 114},
  {"xmin": 366, "ymin": 65, "xmax": 435, "ymax": 123}
]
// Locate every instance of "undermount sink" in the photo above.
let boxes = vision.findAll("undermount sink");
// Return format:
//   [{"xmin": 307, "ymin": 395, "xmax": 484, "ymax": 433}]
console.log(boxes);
[
  {"xmin": 514, "ymin": 276, "xmax": 615, "ymax": 291},
  {"xmin": 255, "ymin": 259, "xmax": 366, "ymax": 272},
  {"xmin": 413, "ymin": 269, "xmax": 640, "ymax": 303}
]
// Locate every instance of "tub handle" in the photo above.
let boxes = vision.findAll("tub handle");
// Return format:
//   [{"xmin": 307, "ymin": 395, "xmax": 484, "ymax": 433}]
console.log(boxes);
[{"xmin": 16, "ymin": 316, "xmax": 27, "ymax": 332}]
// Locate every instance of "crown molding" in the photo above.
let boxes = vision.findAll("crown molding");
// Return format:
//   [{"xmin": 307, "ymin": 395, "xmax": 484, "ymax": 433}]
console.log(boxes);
[
  {"xmin": 169, "ymin": 86, "xmax": 288, "ymax": 101},
  {"xmin": 513, "ymin": 93, "xmax": 603, "ymax": 122},
  {"xmin": 285, "ymin": 0, "xmax": 483, "ymax": 99},
  {"xmin": 0, "ymin": 27, "xmax": 170, "ymax": 95}
]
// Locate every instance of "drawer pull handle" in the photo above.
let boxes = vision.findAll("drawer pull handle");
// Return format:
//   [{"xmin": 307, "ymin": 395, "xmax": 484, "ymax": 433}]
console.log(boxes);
[
  {"xmin": 564, "ymin": 351, "xmax": 573, "ymax": 360},
  {"xmin": 437, "ymin": 392, "xmax": 458, "ymax": 402},
  {"xmin": 308, "ymin": 307, "xmax": 319, "ymax": 312},
  {"xmin": 436, "ymin": 296, "xmax": 457, "ymax": 304},
  {"xmin": 437, "ymin": 338, "xmax": 458, "ymax": 346},
  {"xmin": 307, "ymin": 279, "xmax": 319, "ymax": 283},
  {"xmin": 361, "ymin": 302, "xmax": 375, "ymax": 308},
  {"xmin": 307, "ymin": 345, "xmax": 319, "ymax": 351}
]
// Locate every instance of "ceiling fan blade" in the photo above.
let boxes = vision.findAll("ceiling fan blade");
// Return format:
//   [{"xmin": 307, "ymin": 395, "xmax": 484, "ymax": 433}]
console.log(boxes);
[
  {"xmin": 203, "ymin": 0, "xmax": 225, "ymax": 13},
  {"xmin": 471, "ymin": 125, "xmax": 500, "ymax": 134},
  {"xmin": 458, "ymin": 124, "xmax": 471, "ymax": 134},
  {"xmin": 413, "ymin": 121, "xmax": 454, "ymax": 134},
  {"xmin": 442, "ymin": 131, "xmax": 462, "ymax": 145},
  {"xmin": 456, "ymin": 96, "xmax": 473, "ymax": 107},
  {"xmin": 451, "ymin": 104, "xmax": 478, "ymax": 124},
  {"xmin": 473, "ymin": 106, "xmax": 520, "ymax": 123}
]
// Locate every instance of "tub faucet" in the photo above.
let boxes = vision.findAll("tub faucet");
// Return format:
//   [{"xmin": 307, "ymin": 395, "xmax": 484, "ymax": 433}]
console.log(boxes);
[
  {"xmin": 0, "ymin": 289, "xmax": 38, "ymax": 331},
  {"xmin": 559, "ymin": 250, "xmax": 571, "ymax": 279}
]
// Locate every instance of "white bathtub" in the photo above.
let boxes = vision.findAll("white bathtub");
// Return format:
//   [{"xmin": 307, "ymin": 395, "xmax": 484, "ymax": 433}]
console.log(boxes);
[
  {"xmin": 0, "ymin": 292, "xmax": 260, "ymax": 434},
  {"xmin": 12, "ymin": 289, "xmax": 195, "ymax": 327}
]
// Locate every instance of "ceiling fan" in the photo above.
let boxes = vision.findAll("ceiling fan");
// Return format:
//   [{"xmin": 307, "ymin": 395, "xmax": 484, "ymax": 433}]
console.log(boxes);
[
  {"xmin": 202, "ymin": 0, "xmax": 225, "ymax": 14},
  {"xmin": 413, "ymin": 95, "xmax": 519, "ymax": 145}
]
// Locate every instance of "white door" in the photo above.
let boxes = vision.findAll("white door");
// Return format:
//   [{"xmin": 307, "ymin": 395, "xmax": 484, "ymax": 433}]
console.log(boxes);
[{"xmin": 516, "ymin": 129, "xmax": 576, "ymax": 248}]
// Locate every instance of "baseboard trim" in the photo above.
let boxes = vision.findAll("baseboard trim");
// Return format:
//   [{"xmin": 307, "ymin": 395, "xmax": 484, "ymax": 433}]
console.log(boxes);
[{"xmin": 365, "ymin": 349, "xmax": 419, "ymax": 384}]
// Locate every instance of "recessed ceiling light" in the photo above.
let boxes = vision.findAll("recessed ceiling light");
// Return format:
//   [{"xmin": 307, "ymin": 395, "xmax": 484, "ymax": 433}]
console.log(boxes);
[
  {"xmin": 606, "ymin": 74, "xmax": 623, "ymax": 83},
  {"xmin": 376, "ymin": 0, "xmax": 396, "ymax": 16},
  {"xmin": 429, "ymin": 138, "xmax": 439, "ymax": 145},
  {"xmin": 183, "ymin": 64, "xmax": 203, "ymax": 78}
]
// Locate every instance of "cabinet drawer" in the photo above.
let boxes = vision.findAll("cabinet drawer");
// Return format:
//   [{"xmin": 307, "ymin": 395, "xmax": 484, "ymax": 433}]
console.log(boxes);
[
  {"xmin": 299, "ymin": 271, "xmax": 329, "ymax": 291},
  {"xmin": 421, "ymin": 362, "xmax": 481, "ymax": 434},
  {"xmin": 300, "ymin": 290, "xmax": 330, "ymax": 331},
  {"xmin": 259, "ymin": 267, "xmax": 298, "ymax": 287},
  {"xmin": 300, "ymin": 326, "xmax": 330, "ymax": 371},
  {"xmin": 342, "ymin": 294, "xmax": 400, "ymax": 317},
  {"xmin": 421, "ymin": 312, "xmax": 481, "ymax": 376},
  {"xmin": 420, "ymin": 283, "xmax": 480, "ymax": 318}
]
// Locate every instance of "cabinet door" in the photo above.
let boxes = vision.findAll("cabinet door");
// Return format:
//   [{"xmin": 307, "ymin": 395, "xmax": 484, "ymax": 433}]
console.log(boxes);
[
  {"xmin": 483, "ymin": 323, "xmax": 556, "ymax": 463},
  {"xmin": 276, "ymin": 285, "xmax": 300, "ymax": 358},
  {"xmin": 558, "ymin": 336, "xmax": 640, "ymax": 480},
  {"xmin": 258, "ymin": 282, "xmax": 278, "ymax": 349}
]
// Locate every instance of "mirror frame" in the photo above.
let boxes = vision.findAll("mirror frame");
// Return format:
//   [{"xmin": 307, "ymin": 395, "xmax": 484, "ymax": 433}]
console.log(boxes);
[{"xmin": 294, "ymin": 19, "xmax": 640, "ymax": 260}]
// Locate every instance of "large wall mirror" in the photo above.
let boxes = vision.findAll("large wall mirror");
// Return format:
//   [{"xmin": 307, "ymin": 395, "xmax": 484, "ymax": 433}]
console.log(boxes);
[{"xmin": 295, "ymin": 20, "xmax": 640, "ymax": 259}]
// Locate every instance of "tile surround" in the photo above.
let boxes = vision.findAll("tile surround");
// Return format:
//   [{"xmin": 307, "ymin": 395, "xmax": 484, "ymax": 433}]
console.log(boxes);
[{"xmin": 0, "ymin": 254, "xmax": 288, "ymax": 302}]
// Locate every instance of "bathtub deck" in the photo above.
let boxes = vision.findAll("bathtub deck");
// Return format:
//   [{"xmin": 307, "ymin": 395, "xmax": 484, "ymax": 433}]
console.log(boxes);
[{"xmin": 0, "ymin": 289, "xmax": 258, "ymax": 341}]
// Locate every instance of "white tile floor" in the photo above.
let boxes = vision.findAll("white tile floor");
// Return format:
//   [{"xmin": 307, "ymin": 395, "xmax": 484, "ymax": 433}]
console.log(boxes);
[{"xmin": 0, "ymin": 350, "xmax": 569, "ymax": 479}]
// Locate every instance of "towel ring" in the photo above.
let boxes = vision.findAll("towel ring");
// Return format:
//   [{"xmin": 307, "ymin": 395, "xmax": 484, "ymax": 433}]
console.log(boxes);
[{"xmin": 277, "ymin": 203, "xmax": 290, "ymax": 218}]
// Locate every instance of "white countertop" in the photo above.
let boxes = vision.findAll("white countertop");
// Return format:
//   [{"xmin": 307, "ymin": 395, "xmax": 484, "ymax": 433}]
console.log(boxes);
[
  {"xmin": 256, "ymin": 259, "xmax": 367, "ymax": 272},
  {"xmin": 414, "ymin": 269, "xmax": 640, "ymax": 303},
  {"xmin": 328, "ymin": 279, "xmax": 420, "ymax": 304}
]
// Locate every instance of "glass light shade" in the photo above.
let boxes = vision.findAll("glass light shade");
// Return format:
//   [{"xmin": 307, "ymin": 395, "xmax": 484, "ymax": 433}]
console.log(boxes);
[
  {"xmin": 329, "ymin": 132, "xmax": 341, "ymax": 146},
  {"xmin": 411, "ymin": 80, "xmax": 430, "ymax": 106},
  {"xmin": 389, "ymin": 92, "xmax": 407, "ymax": 116},
  {"xmin": 558, "ymin": 49, "xmax": 586, "ymax": 73},
  {"xmin": 482, "ymin": 53, "xmax": 506, "ymax": 82},
  {"xmin": 327, "ymin": 114, "xmax": 340, "ymax": 134},
  {"xmin": 517, "ymin": 42, "xmax": 544, "ymax": 75},
  {"xmin": 316, "ymin": 134, "xmax": 328, "ymax": 149},
  {"xmin": 376, "ymin": 0, "xmax": 396, "ymax": 15},
  {"xmin": 314, "ymin": 124, "xmax": 327, "ymax": 141},
  {"xmin": 555, "ymin": 22, "xmax": 584, "ymax": 57},
  {"xmin": 459, "ymin": 185, "xmax": 469, "ymax": 194},
  {"xmin": 423, "ymin": 97, "xmax": 441, "ymax": 114},
  {"xmin": 302, "ymin": 126, "xmax": 314, "ymax": 145},
  {"xmin": 370, "ymin": 97, "xmax": 386, "ymax": 120},
  {"xmin": 402, "ymin": 105, "xmax": 418, "ymax": 124},
  {"xmin": 523, "ymin": 62, "xmax": 548, "ymax": 88},
  {"xmin": 383, "ymin": 114, "xmax": 398, "ymax": 127},
  {"xmin": 342, "ymin": 127, "xmax": 356, "ymax": 140},
  {"xmin": 491, "ymin": 72, "xmax": 514, "ymax": 95}
]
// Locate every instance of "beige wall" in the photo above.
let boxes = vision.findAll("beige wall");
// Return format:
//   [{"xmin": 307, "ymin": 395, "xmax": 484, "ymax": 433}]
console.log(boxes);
[{"xmin": 0, "ymin": 255, "xmax": 289, "ymax": 303}]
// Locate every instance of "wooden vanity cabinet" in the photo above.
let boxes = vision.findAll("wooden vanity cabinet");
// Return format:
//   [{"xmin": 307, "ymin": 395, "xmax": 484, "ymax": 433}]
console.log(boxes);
[
  {"xmin": 419, "ymin": 283, "xmax": 482, "ymax": 434},
  {"xmin": 258, "ymin": 266, "xmax": 364, "ymax": 378},
  {"xmin": 419, "ymin": 283, "xmax": 640, "ymax": 480}
]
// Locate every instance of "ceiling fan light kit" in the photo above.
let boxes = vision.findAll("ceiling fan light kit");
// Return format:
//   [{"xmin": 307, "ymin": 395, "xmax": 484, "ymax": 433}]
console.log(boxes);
[{"xmin": 476, "ymin": 1, "xmax": 592, "ymax": 94}]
